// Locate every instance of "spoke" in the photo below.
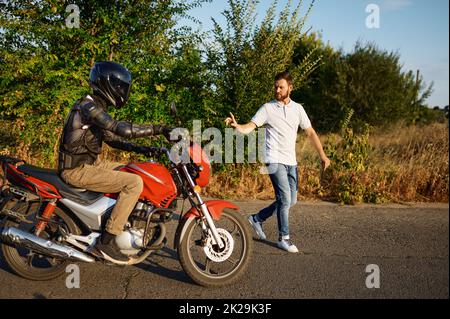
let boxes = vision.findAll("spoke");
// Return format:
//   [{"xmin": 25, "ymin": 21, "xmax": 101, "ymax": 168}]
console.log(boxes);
[
  {"xmin": 205, "ymin": 257, "xmax": 212, "ymax": 274},
  {"xmin": 26, "ymin": 252, "xmax": 35, "ymax": 267},
  {"xmin": 49, "ymin": 257, "xmax": 60, "ymax": 266},
  {"xmin": 226, "ymin": 221, "xmax": 238, "ymax": 236},
  {"xmin": 189, "ymin": 233, "xmax": 199, "ymax": 248},
  {"xmin": 230, "ymin": 227, "xmax": 239, "ymax": 236},
  {"xmin": 194, "ymin": 239, "xmax": 203, "ymax": 246},
  {"xmin": 190, "ymin": 237, "xmax": 203, "ymax": 250},
  {"xmin": 204, "ymin": 259, "xmax": 220, "ymax": 275},
  {"xmin": 226, "ymin": 257, "xmax": 239, "ymax": 266}
]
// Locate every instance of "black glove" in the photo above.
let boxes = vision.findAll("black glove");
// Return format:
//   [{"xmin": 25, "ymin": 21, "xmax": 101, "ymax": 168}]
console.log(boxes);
[
  {"xmin": 140, "ymin": 146, "xmax": 164, "ymax": 157},
  {"xmin": 161, "ymin": 126, "xmax": 175, "ymax": 141},
  {"xmin": 162, "ymin": 126, "xmax": 187, "ymax": 142},
  {"xmin": 133, "ymin": 145, "xmax": 153, "ymax": 155}
]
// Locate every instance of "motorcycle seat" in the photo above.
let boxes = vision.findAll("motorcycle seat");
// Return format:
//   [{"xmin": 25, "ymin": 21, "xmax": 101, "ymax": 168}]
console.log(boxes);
[{"xmin": 17, "ymin": 164, "xmax": 104, "ymax": 205}]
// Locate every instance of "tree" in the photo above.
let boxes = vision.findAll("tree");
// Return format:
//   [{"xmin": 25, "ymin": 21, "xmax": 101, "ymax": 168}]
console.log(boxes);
[
  {"xmin": 292, "ymin": 39, "xmax": 435, "ymax": 132},
  {"xmin": 342, "ymin": 43, "xmax": 433, "ymax": 129},
  {"xmin": 0, "ymin": 0, "xmax": 209, "ymax": 165},
  {"xmin": 291, "ymin": 32, "xmax": 345, "ymax": 132},
  {"xmin": 206, "ymin": 0, "xmax": 321, "ymax": 126}
]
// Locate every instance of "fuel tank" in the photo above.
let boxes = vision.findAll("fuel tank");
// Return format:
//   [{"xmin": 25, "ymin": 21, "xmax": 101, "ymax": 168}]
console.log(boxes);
[{"xmin": 120, "ymin": 162, "xmax": 177, "ymax": 208}]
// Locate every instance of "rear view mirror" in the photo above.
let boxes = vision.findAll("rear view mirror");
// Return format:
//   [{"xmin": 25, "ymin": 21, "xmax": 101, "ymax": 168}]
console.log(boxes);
[
  {"xmin": 170, "ymin": 102, "xmax": 182, "ymax": 126},
  {"xmin": 170, "ymin": 102, "xmax": 178, "ymax": 116}
]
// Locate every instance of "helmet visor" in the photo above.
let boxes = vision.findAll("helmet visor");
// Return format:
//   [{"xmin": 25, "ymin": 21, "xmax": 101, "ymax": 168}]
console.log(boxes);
[{"xmin": 110, "ymin": 76, "xmax": 131, "ymax": 108}]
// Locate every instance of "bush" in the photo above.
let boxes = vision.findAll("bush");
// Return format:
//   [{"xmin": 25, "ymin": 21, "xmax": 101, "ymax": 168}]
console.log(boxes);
[{"xmin": 322, "ymin": 110, "xmax": 388, "ymax": 204}]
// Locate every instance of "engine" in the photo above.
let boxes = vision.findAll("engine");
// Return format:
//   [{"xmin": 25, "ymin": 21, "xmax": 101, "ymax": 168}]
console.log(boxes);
[
  {"xmin": 116, "ymin": 201, "xmax": 155, "ymax": 256},
  {"xmin": 115, "ymin": 201, "xmax": 172, "ymax": 256}
]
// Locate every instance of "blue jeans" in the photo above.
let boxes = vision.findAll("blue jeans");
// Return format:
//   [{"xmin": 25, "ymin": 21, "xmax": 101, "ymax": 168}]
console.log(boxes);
[{"xmin": 255, "ymin": 163, "xmax": 298, "ymax": 238}]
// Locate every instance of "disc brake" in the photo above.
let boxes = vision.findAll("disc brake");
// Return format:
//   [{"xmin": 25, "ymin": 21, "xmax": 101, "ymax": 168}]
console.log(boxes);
[{"xmin": 203, "ymin": 228, "xmax": 234, "ymax": 263}]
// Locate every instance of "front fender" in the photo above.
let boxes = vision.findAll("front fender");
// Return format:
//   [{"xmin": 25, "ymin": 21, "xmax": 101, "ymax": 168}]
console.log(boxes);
[
  {"xmin": 174, "ymin": 200, "xmax": 239, "ymax": 250},
  {"xmin": 184, "ymin": 200, "xmax": 239, "ymax": 220}
]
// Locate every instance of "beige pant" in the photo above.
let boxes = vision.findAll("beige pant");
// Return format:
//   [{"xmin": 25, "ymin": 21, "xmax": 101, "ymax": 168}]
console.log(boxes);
[{"xmin": 61, "ymin": 161, "xmax": 143, "ymax": 235}]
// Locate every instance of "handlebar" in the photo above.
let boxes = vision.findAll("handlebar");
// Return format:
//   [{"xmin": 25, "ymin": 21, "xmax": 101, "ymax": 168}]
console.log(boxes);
[
  {"xmin": 146, "ymin": 147, "xmax": 170, "ymax": 158},
  {"xmin": 144, "ymin": 134, "xmax": 191, "ymax": 164}
]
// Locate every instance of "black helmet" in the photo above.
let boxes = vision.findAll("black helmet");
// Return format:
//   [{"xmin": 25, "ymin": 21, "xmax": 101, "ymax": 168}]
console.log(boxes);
[{"xmin": 89, "ymin": 61, "xmax": 132, "ymax": 108}]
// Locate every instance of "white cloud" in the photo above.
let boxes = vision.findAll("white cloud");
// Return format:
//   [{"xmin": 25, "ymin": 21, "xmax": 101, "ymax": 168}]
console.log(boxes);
[{"xmin": 381, "ymin": 0, "xmax": 413, "ymax": 11}]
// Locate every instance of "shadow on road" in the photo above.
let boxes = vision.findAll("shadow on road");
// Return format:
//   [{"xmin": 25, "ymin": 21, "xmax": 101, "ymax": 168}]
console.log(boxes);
[
  {"xmin": 0, "ymin": 253, "xmax": 14, "ymax": 278},
  {"xmin": 253, "ymin": 238, "xmax": 279, "ymax": 249},
  {"xmin": 134, "ymin": 247, "xmax": 194, "ymax": 285},
  {"xmin": 1, "ymin": 244, "xmax": 196, "ymax": 287}
]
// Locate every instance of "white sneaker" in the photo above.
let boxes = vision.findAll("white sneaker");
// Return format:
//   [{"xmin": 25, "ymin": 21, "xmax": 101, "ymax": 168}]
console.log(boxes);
[
  {"xmin": 248, "ymin": 215, "xmax": 267, "ymax": 240},
  {"xmin": 277, "ymin": 239, "xmax": 299, "ymax": 253}
]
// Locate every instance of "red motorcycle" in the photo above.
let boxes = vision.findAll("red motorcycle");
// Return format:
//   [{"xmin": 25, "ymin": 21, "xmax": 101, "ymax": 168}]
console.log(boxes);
[{"xmin": 0, "ymin": 143, "xmax": 253, "ymax": 287}]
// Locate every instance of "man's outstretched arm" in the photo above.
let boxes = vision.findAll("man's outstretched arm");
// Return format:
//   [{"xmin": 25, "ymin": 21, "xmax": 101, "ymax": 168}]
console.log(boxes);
[{"xmin": 224, "ymin": 112, "xmax": 257, "ymax": 135}]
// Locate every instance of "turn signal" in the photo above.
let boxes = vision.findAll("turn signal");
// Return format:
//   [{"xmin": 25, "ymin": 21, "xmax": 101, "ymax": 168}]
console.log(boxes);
[{"xmin": 194, "ymin": 185, "xmax": 202, "ymax": 194}]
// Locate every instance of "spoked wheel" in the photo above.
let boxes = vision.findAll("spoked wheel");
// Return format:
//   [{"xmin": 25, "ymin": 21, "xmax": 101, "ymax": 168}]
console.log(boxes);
[
  {"xmin": 1, "ymin": 202, "xmax": 80, "ymax": 281},
  {"xmin": 178, "ymin": 209, "xmax": 253, "ymax": 287}
]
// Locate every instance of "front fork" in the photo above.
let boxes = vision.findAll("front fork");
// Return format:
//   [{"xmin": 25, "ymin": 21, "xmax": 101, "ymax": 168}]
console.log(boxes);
[
  {"xmin": 181, "ymin": 165, "xmax": 224, "ymax": 249},
  {"xmin": 198, "ymin": 203, "xmax": 224, "ymax": 249}
]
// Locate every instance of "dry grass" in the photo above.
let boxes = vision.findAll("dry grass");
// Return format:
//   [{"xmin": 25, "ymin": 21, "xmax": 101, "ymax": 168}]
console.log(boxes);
[
  {"xmin": 367, "ymin": 122, "xmax": 449, "ymax": 202},
  {"xmin": 1, "ymin": 121, "xmax": 448, "ymax": 203},
  {"xmin": 204, "ymin": 122, "xmax": 449, "ymax": 203}
]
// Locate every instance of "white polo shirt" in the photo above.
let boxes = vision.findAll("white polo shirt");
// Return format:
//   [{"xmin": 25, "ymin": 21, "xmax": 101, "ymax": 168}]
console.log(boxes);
[{"xmin": 251, "ymin": 99, "xmax": 312, "ymax": 165}]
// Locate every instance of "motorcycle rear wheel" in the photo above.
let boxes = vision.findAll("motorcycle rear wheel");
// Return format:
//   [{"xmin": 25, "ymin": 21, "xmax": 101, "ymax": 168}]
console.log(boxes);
[
  {"xmin": 178, "ymin": 209, "xmax": 253, "ymax": 287},
  {"xmin": 1, "ymin": 201, "xmax": 81, "ymax": 281}
]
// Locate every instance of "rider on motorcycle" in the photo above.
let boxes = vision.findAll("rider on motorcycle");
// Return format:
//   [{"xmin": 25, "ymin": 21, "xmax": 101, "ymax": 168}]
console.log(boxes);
[{"xmin": 58, "ymin": 61, "xmax": 173, "ymax": 264}]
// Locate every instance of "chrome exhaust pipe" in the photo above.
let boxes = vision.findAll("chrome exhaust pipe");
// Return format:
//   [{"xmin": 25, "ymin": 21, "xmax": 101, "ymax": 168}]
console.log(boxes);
[{"xmin": 0, "ymin": 226, "xmax": 95, "ymax": 263}]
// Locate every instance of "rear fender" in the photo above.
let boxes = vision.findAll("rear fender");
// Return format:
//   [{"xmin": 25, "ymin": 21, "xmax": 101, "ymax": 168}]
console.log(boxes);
[
  {"xmin": 174, "ymin": 200, "xmax": 239, "ymax": 249},
  {"xmin": 2, "ymin": 163, "xmax": 61, "ymax": 199}
]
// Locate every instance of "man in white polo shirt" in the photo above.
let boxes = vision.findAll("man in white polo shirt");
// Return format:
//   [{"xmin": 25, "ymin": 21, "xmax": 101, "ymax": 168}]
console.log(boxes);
[{"xmin": 225, "ymin": 72, "xmax": 330, "ymax": 253}]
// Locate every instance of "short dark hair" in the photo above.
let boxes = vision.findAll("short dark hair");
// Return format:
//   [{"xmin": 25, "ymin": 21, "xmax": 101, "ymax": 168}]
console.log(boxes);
[{"xmin": 274, "ymin": 71, "xmax": 293, "ymax": 86}]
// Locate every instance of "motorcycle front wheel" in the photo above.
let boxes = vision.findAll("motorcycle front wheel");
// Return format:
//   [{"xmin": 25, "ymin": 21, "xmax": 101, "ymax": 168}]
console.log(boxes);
[{"xmin": 178, "ymin": 208, "xmax": 253, "ymax": 287}]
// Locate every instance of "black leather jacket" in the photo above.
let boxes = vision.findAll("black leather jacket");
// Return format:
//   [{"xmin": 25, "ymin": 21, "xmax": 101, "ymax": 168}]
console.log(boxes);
[{"xmin": 58, "ymin": 95, "xmax": 169, "ymax": 172}]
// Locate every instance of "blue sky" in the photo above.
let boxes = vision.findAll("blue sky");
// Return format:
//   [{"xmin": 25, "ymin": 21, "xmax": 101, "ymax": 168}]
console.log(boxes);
[{"xmin": 180, "ymin": 0, "xmax": 449, "ymax": 107}]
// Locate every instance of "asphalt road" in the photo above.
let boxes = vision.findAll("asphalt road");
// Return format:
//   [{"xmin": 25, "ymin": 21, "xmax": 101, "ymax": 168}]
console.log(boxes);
[{"xmin": 0, "ymin": 200, "xmax": 448, "ymax": 299}]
